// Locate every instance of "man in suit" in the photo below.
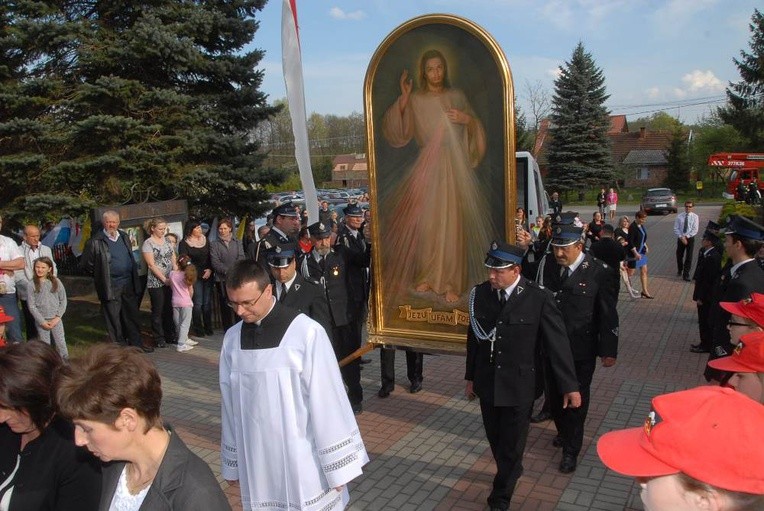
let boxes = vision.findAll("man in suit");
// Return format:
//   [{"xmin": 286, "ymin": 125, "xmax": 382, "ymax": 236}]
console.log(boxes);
[
  {"xmin": 673, "ymin": 200, "xmax": 700, "ymax": 281},
  {"xmin": 690, "ymin": 222, "xmax": 723, "ymax": 353},
  {"xmin": 301, "ymin": 221, "xmax": 363, "ymax": 414},
  {"xmin": 519, "ymin": 214, "xmax": 618, "ymax": 474},
  {"xmin": 466, "ymin": 241, "xmax": 580, "ymax": 511},
  {"xmin": 588, "ymin": 223, "xmax": 626, "ymax": 302},
  {"xmin": 267, "ymin": 242, "xmax": 332, "ymax": 340},
  {"xmin": 705, "ymin": 215, "xmax": 764, "ymax": 381},
  {"xmin": 249, "ymin": 202, "xmax": 301, "ymax": 265},
  {"xmin": 335, "ymin": 204, "xmax": 371, "ymax": 352}
]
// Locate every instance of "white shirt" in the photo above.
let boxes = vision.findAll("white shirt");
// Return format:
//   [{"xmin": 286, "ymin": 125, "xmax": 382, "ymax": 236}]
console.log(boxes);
[
  {"xmin": 277, "ymin": 273, "xmax": 297, "ymax": 300},
  {"xmin": 0, "ymin": 235, "xmax": 22, "ymax": 295},
  {"xmin": 673, "ymin": 211, "xmax": 699, "ymax": 238},
  {"xmin": 565, "ymin": 251, "xmax": 586, "ymax": 276},
  {"xmin": 499, "ymin": 275, "xmax": 521, "ymax": 302}
]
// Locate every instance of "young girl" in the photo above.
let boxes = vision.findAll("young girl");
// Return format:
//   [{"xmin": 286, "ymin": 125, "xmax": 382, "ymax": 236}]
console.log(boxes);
[
  {"xmin": 27, "ymin": 256, "xmax": 68, "ymax": 358},
  {"xmin": 168, "ymin": 255, "xmax": 198, "ymax": 353}
]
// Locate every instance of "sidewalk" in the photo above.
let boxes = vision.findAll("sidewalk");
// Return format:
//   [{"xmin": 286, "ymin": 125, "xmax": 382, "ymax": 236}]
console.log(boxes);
[{"xmin": 149, "ymin": 205, "xmax": 719, "ymax": 511}]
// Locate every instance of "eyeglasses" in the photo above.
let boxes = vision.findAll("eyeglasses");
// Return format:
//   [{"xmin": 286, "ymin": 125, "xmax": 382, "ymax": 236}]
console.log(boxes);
[
  {"xmin": 727, "ymin": 320, "xmax": 750, "ymax": 327},
  {"xmin": 685, "ymin": 205, "xmax": 694, "ymax": 208},
  {"xmin": 227, "ymin": 289, "xmax": 267, "ymax": 310}
]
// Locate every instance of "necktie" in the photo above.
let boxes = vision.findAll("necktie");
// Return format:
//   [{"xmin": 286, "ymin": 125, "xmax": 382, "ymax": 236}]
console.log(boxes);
[
  {"xmin": 683, "ymin": 213, "xmax": 689, "ymax": 235},
  {"xmin": 319, "ymin": 255, "xmax": 326, "ymax": 272},
  {"xmin": 560, "ymin": 267, "xmax": 570, "ymax": 284},
  {"xmin": 498, "ymin": 290, "xmax": 507, "ymax": 306},
  {"xmin": 279, "ymin": 284, "xmax": 288, "ymax": 302}
]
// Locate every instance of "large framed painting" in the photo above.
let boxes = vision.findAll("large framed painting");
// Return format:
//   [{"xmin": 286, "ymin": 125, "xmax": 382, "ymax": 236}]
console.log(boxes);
[{"xmin": 365, "ymin": 14, "xmax": 516, "ymax": 350}]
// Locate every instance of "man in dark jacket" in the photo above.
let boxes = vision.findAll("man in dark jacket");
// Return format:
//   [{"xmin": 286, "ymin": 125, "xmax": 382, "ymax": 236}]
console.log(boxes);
[
  {"xmin": 466, "ymin": 241, "xmax": 580, "ymax": 511},
  {"xmin": 79, "ymin": 210, "xmax": 149, "ymax": 351},
  {"xmin": 589, "ymin": 223, "xmax": 626, "ymax": 302},
  {"xmin": 690, "ymin": 222, "xmax": 723, "ymax": 353},
  {"xmin": 705, "ymin": 215, "xmax": 764, "ymax": 381},
  {"xmin": 249, "ymin": 202, "xmax": 301, "ymax": 266},
  {"xmin": 267, "ymin": 243, "xmax": 332, "ymax": 340},
  {"xmin": 519, "ymin": 214, "xmax": 618, "ymax": 474}
]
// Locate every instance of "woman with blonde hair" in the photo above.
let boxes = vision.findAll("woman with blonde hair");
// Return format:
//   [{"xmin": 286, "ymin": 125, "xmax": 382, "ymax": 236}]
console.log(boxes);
[{"xmin": 142, "ymin": 217, "xmax": 177, "ymax": 347}]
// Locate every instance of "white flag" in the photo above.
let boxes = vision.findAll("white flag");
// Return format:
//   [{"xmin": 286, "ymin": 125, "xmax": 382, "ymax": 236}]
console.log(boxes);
[{"xmin": 282, "ymin": 0, "xmax": 318, "ymax": 223}]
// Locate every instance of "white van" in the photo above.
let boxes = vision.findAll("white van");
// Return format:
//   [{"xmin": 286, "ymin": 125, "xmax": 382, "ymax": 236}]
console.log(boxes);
[{"xmin": 515, "ymin": 151, "xmax": 550, "ymax": 220}]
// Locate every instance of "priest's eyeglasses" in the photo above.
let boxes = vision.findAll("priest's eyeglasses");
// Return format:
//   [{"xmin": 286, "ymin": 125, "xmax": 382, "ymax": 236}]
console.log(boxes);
[{"xmin": 227, "ymin": 289, "xmax": 266, "ymax": 311}]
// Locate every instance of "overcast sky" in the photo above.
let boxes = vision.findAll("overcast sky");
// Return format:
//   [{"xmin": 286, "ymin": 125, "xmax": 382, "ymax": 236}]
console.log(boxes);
[{"xmin": 248, "ymin": 0, "xmax": 760, "ymax": 124}]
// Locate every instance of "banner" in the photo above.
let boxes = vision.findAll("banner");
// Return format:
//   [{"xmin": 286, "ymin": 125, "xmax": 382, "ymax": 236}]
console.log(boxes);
[{"xmin": 282, "ymin": 0, "xmax": 318, "ymax": 222}]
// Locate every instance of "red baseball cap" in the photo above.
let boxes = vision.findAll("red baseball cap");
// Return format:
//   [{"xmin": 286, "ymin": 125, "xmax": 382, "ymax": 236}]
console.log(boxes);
[
  {"xmin": 597, "ymin": 386, "xmax": 764, "ymax": 494},
  {"xmin": 0, "ymin": 306, "xmax": 14, "ymax": 323},
  {"xmin": 720, "ymin": 292, "xmax": 764, "ymax": 328},
  {"xmin": 708, "ymin": 331, "xmax": 764, "ymax": 373}
]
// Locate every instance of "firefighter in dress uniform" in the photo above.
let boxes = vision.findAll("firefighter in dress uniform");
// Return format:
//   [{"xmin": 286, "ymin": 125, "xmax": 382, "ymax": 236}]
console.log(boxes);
[
  {"xmin": 466, "ymin": 241, "xmax": 580, "ymax": 511},
  {"xmin": 519, "ymin": 214, "xmax": 618, "ymax": 474}
]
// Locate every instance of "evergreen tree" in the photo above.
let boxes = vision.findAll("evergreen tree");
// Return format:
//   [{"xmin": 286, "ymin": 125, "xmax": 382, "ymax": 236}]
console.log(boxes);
[
  {"xmin": 718, "ymin": 9, "xmax": 764, "ymax": 151},
  {"xmin": 1, "ymin": 0, "xmax": 281, "ymax": 221},
  {"xmin": 664, "ymin": 127, "xmax": 691, "ymax": 191},
  {"xmin": 547, "ymin": 42, "xmax": 612, "ymax": 193}
]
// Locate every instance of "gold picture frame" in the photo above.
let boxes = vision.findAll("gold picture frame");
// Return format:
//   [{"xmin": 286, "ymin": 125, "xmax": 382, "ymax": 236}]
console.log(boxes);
[{"xmin": 364, "ymin": 14, "xmax": 516, "ymax": 351}]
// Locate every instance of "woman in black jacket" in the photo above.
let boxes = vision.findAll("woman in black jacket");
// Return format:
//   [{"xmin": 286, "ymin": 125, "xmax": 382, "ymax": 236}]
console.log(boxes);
[
  {"xmin": 0, "ymin": 341, "xmax": 101, "ymax": 510},
  {"xmin": 626, "ymin": 210, "xmax": 653, "ymax": 299}
]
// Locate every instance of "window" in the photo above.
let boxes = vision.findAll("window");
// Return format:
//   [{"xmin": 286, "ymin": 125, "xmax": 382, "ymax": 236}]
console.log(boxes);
[{"xmin": 636, "ymin": 167, "xmax": 649, "ymax": 180}]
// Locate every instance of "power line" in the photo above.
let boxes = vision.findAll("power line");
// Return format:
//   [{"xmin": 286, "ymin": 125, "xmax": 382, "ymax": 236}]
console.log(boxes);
[
  {"xmin": 607, "ymin": 94, "xmax": 725, "ymax": 109},
  {"xmin": 612, "ymin": 98, "xmax": 727, "ymax": 118}
]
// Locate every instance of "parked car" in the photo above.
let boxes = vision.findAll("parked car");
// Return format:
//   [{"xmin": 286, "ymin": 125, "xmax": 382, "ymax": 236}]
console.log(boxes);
[{"xmin": 640, "ymin": 188, "xmax": 677, "ymax": 214}]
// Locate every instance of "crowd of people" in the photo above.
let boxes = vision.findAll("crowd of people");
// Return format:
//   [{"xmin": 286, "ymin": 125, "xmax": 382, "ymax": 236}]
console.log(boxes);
[{"xmin": 3, "ymin": 190, "xmax": 764, "ymax": 511}]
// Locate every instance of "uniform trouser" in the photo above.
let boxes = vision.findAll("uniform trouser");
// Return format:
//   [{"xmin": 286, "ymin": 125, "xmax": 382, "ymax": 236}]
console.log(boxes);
[
  {"xmin": 20, "ymin": 299, "xmax": 39, "ymax": 340},
  {"xmin": 697, "ymin": 302, "xmax": 713, "ymax": 350},
  {"xmin": 479, "ymin": 400, "xmax": 533, "ymax": 510},
  {"xmin": 676, "ymin": 237, "xmax": 695, "ymax": 277},
  {"xmin": 148, "ymin": 286, "xmax": 176, "ymax": 345},
  {"xmin": 102, "ymin": 280, "xmax": 142, "ymax": 347},
  {"xmin": 547, "ymin": 357, "xmax": 596, "ymax": 458},
  {"xmin": 191, "ymin": 278, "xmax": 213, "ymax": 334},
  {"xmin": 38, "ymin": 320, "xmax": 68, "ymax": 358},
  {"xmin": 379, "ymin": 347, "xmax": 423, "ymax": 389},
  {"xmin": 335, "ymin": 324, "xmax": 363, "ymax": 405}
]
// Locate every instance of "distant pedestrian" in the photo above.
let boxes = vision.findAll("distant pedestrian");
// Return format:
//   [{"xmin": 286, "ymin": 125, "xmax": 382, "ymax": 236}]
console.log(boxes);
[
  {"xmin": 690, "ymin": 222, "xmax": 723, "ymax": 354},
  {"xmin": 673, "ymin": 201, "xmax": 699, "ymax": 281},
  {"xmin": 549, "ymin": 192, "xmax": 563, "ymax": 216},
  {"xmin": 28, "ymin": 257, "xmax": 68, "ymax": 359},
  {"xmin": 0, "ymin": 214, "xmax": 24, "ymax": 343},
  {"xmin": 605, "ymin": 188, "xmax": 618, "ymax": 221},
  {"xmin": 627, "ymin": 211, "xmax": 653, "ymax": 299},
  {"xmin": 596, "ymin": 188, "xmax": 606, "ymax": 215}
]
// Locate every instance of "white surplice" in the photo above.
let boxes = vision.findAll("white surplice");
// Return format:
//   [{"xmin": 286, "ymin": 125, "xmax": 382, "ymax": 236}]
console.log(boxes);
[{"xmin": 220, "ymin": 313, "xmax": 369, "ymax": 511}]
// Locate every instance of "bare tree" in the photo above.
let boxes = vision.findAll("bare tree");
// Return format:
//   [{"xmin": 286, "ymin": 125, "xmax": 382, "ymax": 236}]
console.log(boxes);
[{"xmin": 523, "ymin": 79, "xmax": 551, "ymax": 133}]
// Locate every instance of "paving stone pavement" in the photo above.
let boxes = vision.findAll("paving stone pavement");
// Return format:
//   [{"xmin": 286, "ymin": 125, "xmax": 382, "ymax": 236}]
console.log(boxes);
[{"xmin": 147, "ymin": 204, "xmax": 720, "ymax": 511}]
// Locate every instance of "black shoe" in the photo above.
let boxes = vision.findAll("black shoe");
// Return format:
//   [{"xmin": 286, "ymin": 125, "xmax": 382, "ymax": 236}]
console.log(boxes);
[
  {"xmin": 683, "ymin": 276, "xmax": 692, "ymax": 282},
  {"xmin": 360, "ymin": 357, "xmax": 372, "ymax": 364},
  {"xmin": 205, "ymin": 328, "xmax": 214, "ymax": 335},
  {"xmin": 409, "ymin": 381, "xmax": 423, "ymax": 394},
  {"xmin": 552, "ymin": 435, "xmax": 563, "ymax": 448},
  {"xmin": 489, "ymin": 506, "xmax": 508, "ymax": 511},
  {"xmin": 157, "ymin": 342, "xmax": 167, "ymax": 348},
  {"xmin": 530, "ymin": 410, "xmax": 552, "ymax": 423},
  {"xmin": 378, "ymin": 386, "xmax": 393, "ymax": 398},
  {"xmin": 690, "ymin": 344, "xmax": 710, "ymax": 353},
  {"xmin": 140, "ymin": 345, "xmax": 155, "ymax": 353},
  {"xmin": 351, "ymin": 402, "xmax": 362, "ymax": 415},
  {"xmin": 559, "ymin": 454, "xmax": 577, "ymax": 473}
]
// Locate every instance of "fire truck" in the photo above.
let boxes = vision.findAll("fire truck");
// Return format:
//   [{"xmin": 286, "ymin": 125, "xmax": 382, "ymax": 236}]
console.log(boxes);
[{"xmin": 708, "ymin": 153, "xmax": 764, "ymax": 200}]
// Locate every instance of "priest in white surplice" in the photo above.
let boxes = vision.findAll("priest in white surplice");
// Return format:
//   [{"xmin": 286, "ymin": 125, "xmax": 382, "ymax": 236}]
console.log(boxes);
[{"xmin": 220, "ymin": 260, "xmax": 369, "ymax": 510}]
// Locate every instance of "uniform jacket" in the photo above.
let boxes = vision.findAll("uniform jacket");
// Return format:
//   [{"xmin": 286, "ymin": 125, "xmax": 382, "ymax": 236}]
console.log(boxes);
[
  {"xmin": 299, "ymin": 250, "xmax": 351, "ymax": 327},
  {"xmin": 279, "ymin": 273, "xmax": 333, "ymax": 340},
  {"xmin": 465, "ymin": 278, "xmax": 578, "ymax": 407},
  {"xmin": 334, "ymin": 225, "xmax": 371, "ymax": 304},
  {"xmin": 523, "ymin": 253, "xmax": 619, "ymax": 361},
  {"xmin": 709, "ymin": 259, "xmax": 764, "ymax": 358},
  {"xmin": 79, "ymin": 229, "xmax": 141, "ymax": 302},
  {"xmin": 98, "ymin": 426, "xmax": 231, "ymax": 511},
  {"xmin": 692, "ymin": 245, "xmax": 722, "ymax": 303},
  {"xmin": 249, "ymin": 228, "xmax": 294, "ymax": 267}
]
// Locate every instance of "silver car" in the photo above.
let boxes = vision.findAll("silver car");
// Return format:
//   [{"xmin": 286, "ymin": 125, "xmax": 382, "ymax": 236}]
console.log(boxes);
[{"xmin": 640, "ymin": 188, "xmax": 677, "ymax": 214}]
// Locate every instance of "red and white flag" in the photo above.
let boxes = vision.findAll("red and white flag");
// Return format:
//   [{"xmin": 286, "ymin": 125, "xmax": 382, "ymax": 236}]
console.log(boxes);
[{"xmin": 282, "ymin": 0, "xmax": 318, "ymax": 222}]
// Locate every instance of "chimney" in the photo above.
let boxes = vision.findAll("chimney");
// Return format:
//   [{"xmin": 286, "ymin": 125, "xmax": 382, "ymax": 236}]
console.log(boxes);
[{"xmin": 639, "ymin": 126, "xmax": 646, "ymax": 139}]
